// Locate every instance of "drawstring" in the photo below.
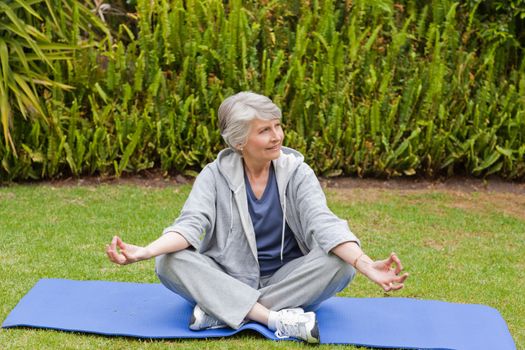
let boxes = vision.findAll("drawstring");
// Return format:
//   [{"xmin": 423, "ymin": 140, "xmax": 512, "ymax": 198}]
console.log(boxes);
[
  {"xmin": 229, "ymin": 194, "xmax": 233, "ymax": 232},
  {"xmin": 280, "ymin": 197, "xmax": 286, "ymax": 262}
]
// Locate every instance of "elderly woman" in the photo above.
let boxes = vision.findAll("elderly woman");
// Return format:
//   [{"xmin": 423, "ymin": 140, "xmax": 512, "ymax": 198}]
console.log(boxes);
[{"xmin": 106, "ymin": 92, "xmax": 408, "ymax": 343}]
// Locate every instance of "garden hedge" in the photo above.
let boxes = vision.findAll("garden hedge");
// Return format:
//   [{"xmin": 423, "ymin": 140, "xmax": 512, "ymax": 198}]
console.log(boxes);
[{"xmin": 1, "ymin": 0, "xmax": 524, "ymax": 181}]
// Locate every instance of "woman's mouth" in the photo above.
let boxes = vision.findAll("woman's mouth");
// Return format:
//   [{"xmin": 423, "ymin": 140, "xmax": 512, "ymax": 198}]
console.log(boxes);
[{"xmin": 266, "ymin": 144, "xmax": 281, "ymax": 151}]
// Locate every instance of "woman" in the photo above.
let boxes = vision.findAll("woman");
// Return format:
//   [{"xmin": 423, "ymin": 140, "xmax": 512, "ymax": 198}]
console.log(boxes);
[{"xmin": 106, "ymin": 92, "xmax": 408, "ymax": 343}]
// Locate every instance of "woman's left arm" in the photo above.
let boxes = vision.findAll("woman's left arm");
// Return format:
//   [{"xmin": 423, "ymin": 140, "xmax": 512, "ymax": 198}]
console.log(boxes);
[{"xmin": 332, "ymin": 242, "xmax": 409, "ymax": 292}]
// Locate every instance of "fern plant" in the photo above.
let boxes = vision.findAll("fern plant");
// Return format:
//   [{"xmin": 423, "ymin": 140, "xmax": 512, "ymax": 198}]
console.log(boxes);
[{"xmin": 0, "ymin": 0, "xmax": 107, "ymax": 153}]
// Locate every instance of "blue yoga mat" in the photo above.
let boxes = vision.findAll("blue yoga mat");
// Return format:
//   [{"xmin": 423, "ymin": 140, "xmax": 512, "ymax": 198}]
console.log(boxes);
[{"xmin": 2, "ymin": 279, "xmax": 516, "ymax": 349}]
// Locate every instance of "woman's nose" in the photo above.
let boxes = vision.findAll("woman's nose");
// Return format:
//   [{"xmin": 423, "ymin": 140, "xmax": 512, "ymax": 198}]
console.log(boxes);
[{"xmin": 271, "ymin": 129, "xmax": 281, "ymax": 141}]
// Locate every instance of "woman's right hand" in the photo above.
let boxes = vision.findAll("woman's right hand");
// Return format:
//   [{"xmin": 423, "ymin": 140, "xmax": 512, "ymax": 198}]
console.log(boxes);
[{"xmin": 106, "ymin": 235, "xmax": 150, "ymax": 265}]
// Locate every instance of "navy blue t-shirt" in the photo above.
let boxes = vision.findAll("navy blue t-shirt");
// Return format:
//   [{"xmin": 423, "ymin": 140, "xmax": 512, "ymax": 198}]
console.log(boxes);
[{"xmin": 245, "ymin": 164, "xmax": 303, "ymax": 276}]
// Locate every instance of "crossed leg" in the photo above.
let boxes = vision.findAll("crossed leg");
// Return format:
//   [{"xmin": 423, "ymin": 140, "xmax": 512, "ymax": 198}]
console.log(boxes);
[{"xmin": 155, "ymin": 246, "xmax": 355, "ymax": 329}]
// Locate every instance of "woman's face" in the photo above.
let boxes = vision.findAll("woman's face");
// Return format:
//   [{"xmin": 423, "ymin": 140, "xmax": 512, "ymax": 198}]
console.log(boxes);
[{"xmin": 241, "ymin": 118, "xmax": 284, "ymax": 164}]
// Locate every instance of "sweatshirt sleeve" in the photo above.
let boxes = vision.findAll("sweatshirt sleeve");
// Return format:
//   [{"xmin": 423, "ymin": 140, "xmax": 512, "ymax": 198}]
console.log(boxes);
[
  {"xmin": 291, "ymin": 164, "xmax": 360, "ymax": 253},
  {"xmin": 162, "ymin": 166, "xmax": 217, "ymax": 250}
]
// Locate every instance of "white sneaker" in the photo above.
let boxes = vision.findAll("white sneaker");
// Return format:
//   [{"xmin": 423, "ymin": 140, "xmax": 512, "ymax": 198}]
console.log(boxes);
[
  {"xmin": 274, "ymin": 309, "xmax": 320, "ymax": 343},
  {"xmin": 189, "ymin": 304, "xmax": 227, "ymax": 330}
]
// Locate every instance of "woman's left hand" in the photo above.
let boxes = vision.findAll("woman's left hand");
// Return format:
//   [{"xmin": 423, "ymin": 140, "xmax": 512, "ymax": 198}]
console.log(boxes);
[{"xmin": 359, "ymin": 252, "xmax": 409, "ymax": 292}]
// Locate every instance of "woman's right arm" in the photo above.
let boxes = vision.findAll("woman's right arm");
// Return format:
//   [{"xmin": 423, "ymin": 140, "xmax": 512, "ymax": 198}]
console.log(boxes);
[
  {"xmin": 106, "ymin": 231, "xmax": 190, "ymax": 265},
  {"xmin": 107, "ymin": 166, "xmax": 217, "ymax": 266}
]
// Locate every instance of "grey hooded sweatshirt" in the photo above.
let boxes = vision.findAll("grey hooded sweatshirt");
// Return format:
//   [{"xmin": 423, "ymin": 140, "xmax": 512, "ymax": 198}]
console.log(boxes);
[{"xmin": 162, "ymin": 147, "xmax": 360, "ymax": 289}]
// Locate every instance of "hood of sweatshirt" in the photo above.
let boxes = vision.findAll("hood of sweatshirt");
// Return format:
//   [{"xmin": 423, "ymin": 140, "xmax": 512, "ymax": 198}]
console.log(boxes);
[
  {"xmin": 214, "ymin": 146, "xmax": 305, "ymax": 262},
  {"xmin": 215, "ymin": 146, "xmax": 304, "ymax": 195}
]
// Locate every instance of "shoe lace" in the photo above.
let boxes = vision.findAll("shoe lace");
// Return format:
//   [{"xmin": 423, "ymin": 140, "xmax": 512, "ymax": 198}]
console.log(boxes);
[
  {"xmin": 274, "ymin": 313, "xmax": 307, "ymax": 340},
  {"xmin": 202, "ymin": 313, "xmax": 224, "ymax": 328}
]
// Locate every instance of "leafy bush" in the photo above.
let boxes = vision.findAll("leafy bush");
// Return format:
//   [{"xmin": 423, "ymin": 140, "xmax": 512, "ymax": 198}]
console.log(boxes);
[{"xmin": 1, "ymin": 0, "xmax": 524, "ymax": 181}]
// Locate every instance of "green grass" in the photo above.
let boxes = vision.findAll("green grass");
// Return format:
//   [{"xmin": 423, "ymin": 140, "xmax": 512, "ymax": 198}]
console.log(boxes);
[{"xmin": 0, "ymin": 183, "xmax": 523, "ymax": 349}]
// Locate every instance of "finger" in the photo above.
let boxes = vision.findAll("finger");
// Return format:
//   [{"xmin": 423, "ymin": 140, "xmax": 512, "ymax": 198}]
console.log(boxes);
[
  {"xmin": 394, "ymin": 272, "xmax": 409, "ymax": 284},
  {"xmin": 386, "ymin": 273, "xmax": 409, "ymax": 291},
  {"xmin": 106, "ymin": 245, "xmax": 120, "ymax": 263},
  {"xmin": 110, "ymin": 236, "xmax": 118, "ymax": 250},
  {"xmin": 383, "ymin": 271, "xmax": 409, "ymax": 290},
  {"xmin": 116, "ymin": 236, "xmax": 126, "ymax": 250},
  {"xmin": 390, "ymin": 282, "xmax": 404, "ymax": 291},
  {"xmin": 106, "ymin": 243, "xmax": 127, "ymax": 264},
  {"xmin": 383, "ymin": 281, "xmax": 396, "ymax": 292},
  {"xmin": 380, "ymin": 253, "xmax": 396, "ymax": 269},
  {"xmin": 106, "ymin": 244, "xmax": 116, "ymax": 258},
  {"xmin": 383, "ymin": 279, "xmax": 405, "ymax": 292},
  {"xmin": 120, "ymin": 249, "xmax": 132, "ymax": 263},
  {"xmin": 390, "ymin": 252, "xmax": 403, "ymax": 274}
]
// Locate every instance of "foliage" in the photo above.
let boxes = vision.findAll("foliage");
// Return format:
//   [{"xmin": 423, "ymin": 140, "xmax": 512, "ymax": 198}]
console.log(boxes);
[
  {"xmin": 0, "ymin": 0, "xmax": 108, "ymax": 154},
  {"xmin": 0, "ymin": 0, "xmax": 524, "ymax": 181}
]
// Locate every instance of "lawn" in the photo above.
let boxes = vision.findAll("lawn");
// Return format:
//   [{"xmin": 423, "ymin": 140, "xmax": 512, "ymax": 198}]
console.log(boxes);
[{"xmin": 0, "ymin": 180, "xmax": 523, "ymax": 349}]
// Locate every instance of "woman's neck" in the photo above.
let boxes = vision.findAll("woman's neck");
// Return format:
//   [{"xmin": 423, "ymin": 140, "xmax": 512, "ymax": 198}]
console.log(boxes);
[
  {"xmin": 243, "ymin": 158, "xmax": 272, "ymax": 200},
  {"xmin": 243, "ymin": 157, "xmax": 271, "ymax": 179}
]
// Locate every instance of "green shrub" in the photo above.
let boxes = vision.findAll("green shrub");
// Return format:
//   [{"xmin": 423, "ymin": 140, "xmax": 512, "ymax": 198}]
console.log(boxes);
[{"xmin": 1, "ymin": 0, "xmax": 524, "ymax": 181}]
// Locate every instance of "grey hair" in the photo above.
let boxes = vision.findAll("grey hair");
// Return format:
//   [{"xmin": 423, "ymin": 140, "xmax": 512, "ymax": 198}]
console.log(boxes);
[{"xmin": 218, "ymin": 91, "xmax": 282, "ymax": 152}]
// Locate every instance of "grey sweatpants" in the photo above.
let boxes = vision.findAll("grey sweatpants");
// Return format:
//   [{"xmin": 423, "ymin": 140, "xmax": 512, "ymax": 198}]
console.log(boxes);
[{"xmin": 155, "ymin": 246, "xmax": 355, "ymax": 329}]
